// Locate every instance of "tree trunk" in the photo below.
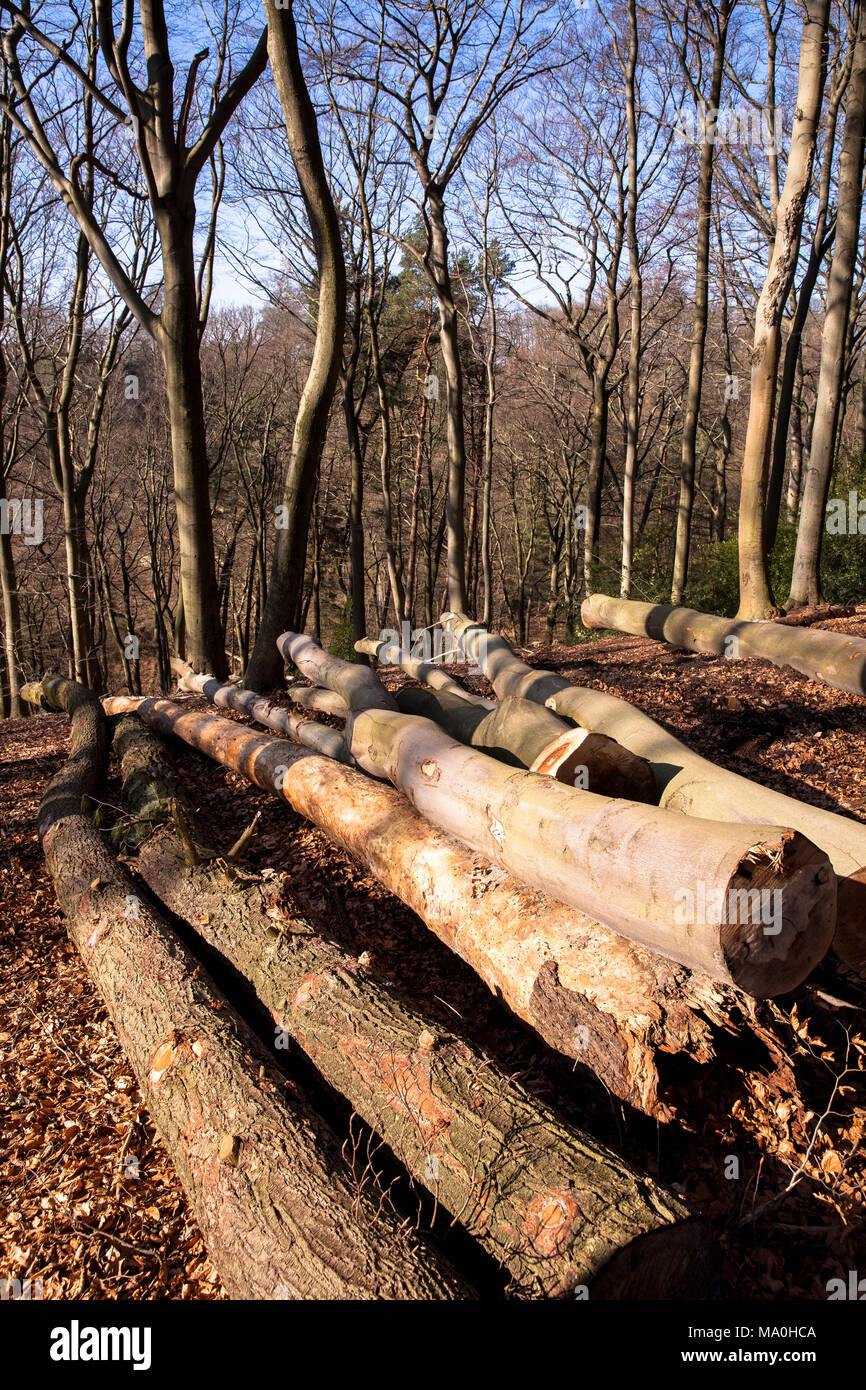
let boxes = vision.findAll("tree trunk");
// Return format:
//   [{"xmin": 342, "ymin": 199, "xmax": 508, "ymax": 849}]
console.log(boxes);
[
  {"xmin": 101, "ymin": 694, "xmax": 737, "ymax": 1115},
  {"xmin": 785, "ymin": 351, "xmax": 807, "ymax": 523},
  {"xmin": 671, "ymin": 0, "xmax": 731, "ymax": 604},
  {"xmin": 279, "ymin": 635, "xmax": 835, "ymax": 995},
  {"xmin": 172, "ymin": 659, "xmax": 351, "ymax": 762},
  {"xmin": 620, "ymin": 0, "xmax": 641, "ymax": 600},
  {"xmin": 115, "ymin": 717, "xmax": 712, "ymax": 1299},
  {"xmin": 584, "ymin": 372, "xmax": 608, "ymax": 596},
  {"xmin": 788, "ymin": 9, "xmax": 866, "ymax": 607},
  {"xmin": 342, "ymin": 373, "xmax": 367, "ymax": 658},
  {"xmin": 394, "ymin": 686, "xmax": 657, "ymax": 800},
  {"xmin": 23, "ymin": 677, "xmax": 464, "ymax": 1299},
  {"xmin": 440, "ymin": 613, "xmax": 865, "ymax": 974},
  {"xmin": 427, "ymin": 185, "xmax": 469, "ymax": 614},
  {"xmin": 0, "ymin": 470, "xmax": 23, "ymax": 717},
  {"xmin": 582, "ymin": 592, "xmax": 866, "ymax": 698},
  {"xmin": 737, "ymin": 0, "xmax": 830, "ymax": 619},
  {"xmin": 244, "ymin": 0, "xmax": 347, "ymax": 690},
  {"xmin": 155, "ymin": 207, "xmax": 226, "ymax": 678}
]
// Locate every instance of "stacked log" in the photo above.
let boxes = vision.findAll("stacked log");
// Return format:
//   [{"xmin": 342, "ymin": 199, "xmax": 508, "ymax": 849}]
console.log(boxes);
[
  {"xmin": 21, "ymin": 677, "xmax": 468, "ymax": 1301},
  {"xmin": 102, "ymin": 693, "xmax": 735, "ymax": 1116},
  {"xmin": 439, "ymin": 612, "xmax": 865, "ymax": 975},
  {"xmin": 277, "ymin": 632, "xmax": 836, "ymax": 995},
  {"xmin": 113, "ymin": 715, "xmax": 715, "ymax": 1298},
  {"xmin": 171, "ymin": 658, "xmax": 351, "ymax": 762}
]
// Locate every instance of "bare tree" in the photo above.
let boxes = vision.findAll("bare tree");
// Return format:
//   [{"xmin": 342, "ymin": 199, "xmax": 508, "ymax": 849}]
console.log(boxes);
[
  {"xmin": 243, "ymin": 0, "xmax": 345, "ymax": 689},
  {"xmin": 667, "ymin": 0, "xmax": 735, "ymax": 604},
  {"xmin": 736, "ymin": 0, "xmax": 830, "ymax": 619},
  {"xmin": 788, "ymin": 0, "xmax": 866, "ymax": 605},
  {"xmin": 0, "ymin": 0, "xmax": 268, "ymax": 675}
]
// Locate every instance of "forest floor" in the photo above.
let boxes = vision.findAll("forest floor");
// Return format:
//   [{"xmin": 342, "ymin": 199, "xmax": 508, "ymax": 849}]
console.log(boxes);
[{"xmin": 3, "ymin": 609, "xmax": 866, "ymax": 1301}]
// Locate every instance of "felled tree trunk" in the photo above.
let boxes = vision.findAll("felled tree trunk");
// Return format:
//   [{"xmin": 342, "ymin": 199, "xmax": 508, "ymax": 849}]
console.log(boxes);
[
  {"xmin": 440, "ymin": 613, "xmax": 866, "ymax": 977},
  {"xmin": 276, "ymin": 636, "xmax": 835, "ymax": 996},
  {"xmin": 395, "ymin": 686, "xmax": 657, "ymax": 800},
  {"xmin": 581, "ymin": 593, "xmax": 866, "ymax": 699},
  {"xmin": 24, "ymin": 677, "xmax": 467, "ymax": 1300},
  {"xmin": 355, "ymin": 634, "xmax": 496, "ymax": 708},
  {"xmin": 286, "ymin": 682, "xmax": 348, "ymax": 717},
  {"xmin": 102, "ymin": 694, "xmax": 736, "ymax": 1116},
  {"xmin": 116, "ymin": 721, "xmax": 712, "ymax": 1299},
  {"xmin": 171, "ymin": 658, "xmax": 351, "ymax": 763}
]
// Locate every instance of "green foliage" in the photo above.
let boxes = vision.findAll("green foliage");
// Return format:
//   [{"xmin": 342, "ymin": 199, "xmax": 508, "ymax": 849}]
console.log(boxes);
[
  {"xmin": 329, "ymin": 596, "xmax": 356, "ymax": 663},
  {"xmin": 683, "ymin": 538, "xmax": 741, "ymax": 616}
]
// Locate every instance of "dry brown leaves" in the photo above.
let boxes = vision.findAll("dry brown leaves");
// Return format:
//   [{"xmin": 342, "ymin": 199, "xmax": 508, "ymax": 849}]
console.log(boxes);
[
  {"xmin": 4, "ymin": 614, "xmax": 866, "ymax": 1299},
  {"xmin": 0, "ymin": 714, "xmax": 223, "ymax": 1300}
]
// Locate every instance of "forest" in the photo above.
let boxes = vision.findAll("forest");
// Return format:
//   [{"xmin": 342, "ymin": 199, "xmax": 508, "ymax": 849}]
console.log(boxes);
[{"xmin": 2, "ymin": 0, "xmax": 866, "ymax": 1330}]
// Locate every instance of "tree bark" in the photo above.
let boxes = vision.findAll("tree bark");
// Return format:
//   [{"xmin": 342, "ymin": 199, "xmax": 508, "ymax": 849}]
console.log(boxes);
[
  {"xmin": 243, "ymin": 0, "xmax": 347, "ymax": 690},
  {"xmin": 736, "ymin": 0, "xmax": 830, "ymax": 619},
  {"xmin": 788, "ymin": 7, "xmax": 866, "ymax": 607},
  {"xmin": 440, "ymin": 613, "xmax": 866, "ymax": 976},
  {"xmin": 153, "ymin": 206, "xmax": 226, "ymax": 677},
  {"xmin": 101, "ymin": 694, "xmax": 738, "ymax": 1115},
  {"xmin": 23, "ymin": 677, "xmax": 465, "ymax": 1299},
  {"xmin": 582, "ymin": 593, "xmax": 866, "ymax": 698},
  {"xmin": 114, "ymin": 718, "xmax": 712, "ymax": 1299},
  {"xmin": 277, "ymin": 636, "xmax": 835, "ymax": 995}
]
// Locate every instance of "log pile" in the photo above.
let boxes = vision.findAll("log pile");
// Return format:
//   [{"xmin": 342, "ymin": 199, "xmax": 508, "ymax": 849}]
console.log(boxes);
[
  {"xmin": 20, "ymin": 678, "xmax": 468, "ymax": 1300},
  {"xmin": 101, "ymin": 692, "xmax": 731, "ymax": 1116},
  {"xmin": 112, "ymin": 715, "xmax": 713, "ymax": 1298},
  {"xmin": 437, "ymin": 611, "xmax": 866, "ymax": 976},
  {"xmin": 24, "ymin": 608, "xmax": 861, "ymax": 1299},
  {"xmin": 276, "ymin": 630, "xmax": 835, "ymax": 995}
]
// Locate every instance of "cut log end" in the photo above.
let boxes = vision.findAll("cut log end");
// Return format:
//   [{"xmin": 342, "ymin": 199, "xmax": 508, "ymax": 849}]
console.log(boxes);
[
  {"xmin": 721, "ymin": 832, "xmax": 836, "ymax": 996},
  {"xmin": 530, "ymin": 728, "xmax": 658, "ymax": 802}
]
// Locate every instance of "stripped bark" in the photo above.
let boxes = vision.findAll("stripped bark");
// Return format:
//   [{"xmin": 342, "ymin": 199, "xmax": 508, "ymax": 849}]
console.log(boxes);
[
  {"xmin": 102, "ymin": 694, "xmax": 738, "ymax": 1115},
  {"xmin": 23, "ymin": 678, "xmax": 467, "ymax": 1300},
  {"xmin": 440, "ymin": 613, "xmax": 865, "ymax": 976},
  {"xmin": 115, "ymin": 719, "xmax": 713, "ymax": 1299},
  {"xmin": 277, "ymin": 636, "xmax": 835, "ymax": 994}
]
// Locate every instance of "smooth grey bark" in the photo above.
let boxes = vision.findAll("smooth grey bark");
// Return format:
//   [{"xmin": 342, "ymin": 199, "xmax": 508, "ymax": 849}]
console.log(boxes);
[
  {"xmin": 671, "ymin": 0, "xmax": 732, "ymax": 604},
  {"xmin": 737, "ymin": 0, "xmax": 830, "ymax": 618},
  {"xmin": 788, "ymin": 7, "xmax": 866, "ymax": 607},
  {"xmin": 244, "ymin": 0, "xmax": 346, "ymax": 690}
]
